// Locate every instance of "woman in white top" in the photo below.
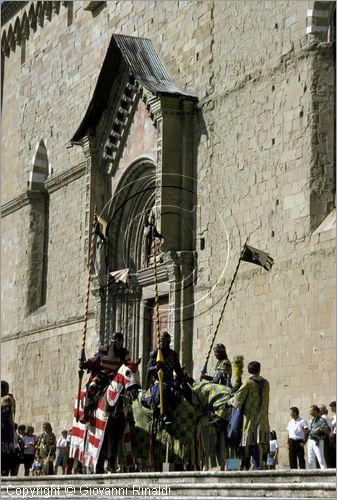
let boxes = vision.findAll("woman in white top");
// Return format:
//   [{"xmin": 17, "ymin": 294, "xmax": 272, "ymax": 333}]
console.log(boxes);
[
  {"xmin": 55, "ymin": 430, "xmax": 69, "ymax": 475},
  {"xmin": 267, "ymin": 430, "xmax": 279, "ymax": 469}
]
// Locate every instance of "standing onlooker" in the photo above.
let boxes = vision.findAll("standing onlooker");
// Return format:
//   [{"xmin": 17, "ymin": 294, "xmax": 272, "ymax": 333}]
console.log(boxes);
[
  {"xmin": 308, "ymin": 405, "xmax": 328, "ymax": 469},
  {"xmin": 287, "ymin": 406, "xmax": 309, "ymax": 469},
  {"xmin": 16, "ymin": 425, "xmax": 26, "ymax": 474},
  {"xmin": 1, "ymin": 381, "xmax": 16, "ymax": 476},
  {"xmin": 36, "ymin": 423, "xmax": 56, "ymax": 475},
  {"xmin": 66, "ymin": 429, "xmax": 74, "ymax": 475},
  {"xmin": 318, "ymin": 404, "xmax": 333, "ymax": 468},
  {"xmin": 23, "ymin": 426, "xmax": 37, "ymax": 476},
  {"xmin": 55, "ymin": 430, "xmax": 69, "ymax": 475},
  {"xmin": 329, "ymin": 401, "xmax": 336, "ymax": 468},
  {"xmin": 230, "ymin": 361, "xmax": 270, "ymax": 470},
  {"xmin": 11, "ymin": 424, "xmax": 25, "ymax": 476},
  {"xmin": 266, "ymin": 430, "xmax": 279, "ymax": 469}
]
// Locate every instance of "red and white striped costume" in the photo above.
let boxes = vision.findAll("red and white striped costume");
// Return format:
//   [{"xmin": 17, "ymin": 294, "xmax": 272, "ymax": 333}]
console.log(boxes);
[{"xmin": 70, "ymin": 361, "xmax": 139, "ymax": 470}]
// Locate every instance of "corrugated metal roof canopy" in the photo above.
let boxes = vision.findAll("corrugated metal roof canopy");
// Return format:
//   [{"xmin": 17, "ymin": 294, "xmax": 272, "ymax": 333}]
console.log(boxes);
[
  {"xmin": 114, "ymin": 34, "xmax": 190, "ymax": 96},
  {"xmin": 71, "ymin": 34, "xmax": 196, "ymax": 143}
]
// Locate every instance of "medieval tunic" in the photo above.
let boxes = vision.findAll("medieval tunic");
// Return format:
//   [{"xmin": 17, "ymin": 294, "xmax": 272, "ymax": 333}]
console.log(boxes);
[
  {"xmin": 146, "ymin": 348, "xmax": 184, "ymax": 409},
  {"xmin": 83, "ymin": 345, "xmax": 130, "ymax": 411},
  {"xmin": 147, "ymin": 348, "xmax": 183, "ymax": 384},
  {"xmin": 232, "ymin": 375, "xmax": 270, "ymax": 446},
  {"xmin": 87, "ymin": 345, "xmax": 129, "ymax": 378},
  {"xmin": 213, "ymin": 359, "xmax": 232, "ymax": 386}
]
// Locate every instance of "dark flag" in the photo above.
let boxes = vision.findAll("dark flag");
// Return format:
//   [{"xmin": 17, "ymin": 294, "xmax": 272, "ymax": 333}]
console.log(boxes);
[{"xmin": 242, "ymin": 244, "xmax": 274, "ymax": 271}]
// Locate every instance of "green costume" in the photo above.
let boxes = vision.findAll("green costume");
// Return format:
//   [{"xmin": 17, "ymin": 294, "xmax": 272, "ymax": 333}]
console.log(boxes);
[{"xmin": 233, "ymin": 375, "xmax": 270, "ymax": 445}]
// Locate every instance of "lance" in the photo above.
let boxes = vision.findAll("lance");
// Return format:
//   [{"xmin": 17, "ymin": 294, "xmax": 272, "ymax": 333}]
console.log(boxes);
[
  {"xmin": 152, "ymin": 225, "xmax": 164, "ymax": 416},
  {"xmin": 200, "ymin": 238, "xmax": 274, "ymax": 377},
  {"xmin": 76, "ymin": 206, "xmax": 99, "ymax": 422}
]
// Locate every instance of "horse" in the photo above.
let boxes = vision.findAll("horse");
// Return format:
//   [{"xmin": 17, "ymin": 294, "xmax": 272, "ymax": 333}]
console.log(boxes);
[
  {"xmin": 190, "ymin": 380, "xmax": 234, "ymax": 469},
  {"xmin": 129, "ymin": 388, "xmax": 202, "ymax": 470},
  {"xmin": 164, "ymin": 371, "xmax": 241, "ymax": 469},
  {"xmin": 123, "ymin": 370, "xmax": 241, "ymax": 471},
  {"xmin": 69, "ymin": 359, "xmax": 141, "ymax": 473}
]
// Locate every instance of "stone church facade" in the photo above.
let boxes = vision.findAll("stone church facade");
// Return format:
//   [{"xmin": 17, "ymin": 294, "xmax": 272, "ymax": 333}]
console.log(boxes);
[{"xmin": 1, "ymin": 1, "xmax": 335, "ymax": 465}]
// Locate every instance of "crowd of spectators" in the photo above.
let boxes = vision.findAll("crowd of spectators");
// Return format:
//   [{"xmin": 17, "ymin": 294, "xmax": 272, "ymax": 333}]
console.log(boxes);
[
  {"xmin": 2, "ymin": 377, "xmax": 335, "ymax": 474},
  {"xmin": 2, "ymin": 420, "xmax": 73, "ymax": 476},
  {"xmin": 286, "ymin": 401, "xmax": 336, "ymax": 470}
]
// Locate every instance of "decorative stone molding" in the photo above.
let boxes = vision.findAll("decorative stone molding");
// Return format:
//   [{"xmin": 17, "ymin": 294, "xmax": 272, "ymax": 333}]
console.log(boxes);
[
  {"xmin": 135, "ymin": 264, "xmax": 169, "ymax": 287},
  {"xmin": 79, "ymin": 136, "xmax": 97, "ymax": 160},
  {"xmin": 139, "ymin": 88, "xmax": 161, "ymax": 125},
  {"xmin": 1, "ymin": 2, "xmax": 66, "ymax": 56},
  {"xmin": 45, "ymin": 162, "xmax": 87, "ymax": 193},
  {"xmin": 44, "ymin": 161, "xmax": 87, "ymax": 193},
  {"xmin": 1, "ymin": 192, "xmax": 31, "ymax": 218},
  {"xmin": 1, "ymin": 163, "xmax": 87, "ymax": 217},
  {"xmin": 1, "ymin": 2, "xmax": 28, "ymax": 26},
  {"xmin": 2, "ymin": 311, "xmax": 95, "ymax": 342},
  {"xmin": 103, "ymin": 76, "xmax": 140, "ymax": 175},
  {"xmin": 103, "ymin": 279, "xmax": 142, "ymax": 349}
]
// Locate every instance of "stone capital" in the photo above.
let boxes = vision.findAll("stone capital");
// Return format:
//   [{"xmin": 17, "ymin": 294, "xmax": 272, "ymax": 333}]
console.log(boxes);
[{"xmin": 79, "ymin": 135, "xmax": 98, "ymax": 159}]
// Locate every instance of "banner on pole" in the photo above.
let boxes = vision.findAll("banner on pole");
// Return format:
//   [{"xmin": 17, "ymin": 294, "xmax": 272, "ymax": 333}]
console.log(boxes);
[{"xmin": 242, "ymin": 244, "xmax": 274, "ymax": 271}]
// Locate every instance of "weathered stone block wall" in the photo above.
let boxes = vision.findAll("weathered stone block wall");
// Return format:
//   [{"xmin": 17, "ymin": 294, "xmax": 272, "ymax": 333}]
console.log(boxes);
[
  {"xmin": 1, "ymin": 211, "xmax": 23, "ymax": 333},
  {"xmin": 1, "ymin": 317, "xmax": 96, "ymax": 433},
  {"xmin": 1, "ymin": 45, "xmax": 22, "ymax": 203},
  {"xmin": 1, "ymin": 1, "xmax": 335, "ymax": 467}
]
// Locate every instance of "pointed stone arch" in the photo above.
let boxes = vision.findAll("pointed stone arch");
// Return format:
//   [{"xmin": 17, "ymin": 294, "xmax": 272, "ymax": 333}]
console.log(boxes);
[
  {"xmin": 21, "ymin": 13, "xmax": 30, "ymax": 41},
  {"xmin": 30, "ymin": 140, "xmax": 50, "ymax": 191},
  {"xmin": 52, "ymin": 2, "xmax": 61, "ymax": 15},
  {"xmin": 107, "ymin": 158, "xmax": 156, "ymax": 273},
  {"xmin": 7, "ymin": 25, "xmax": 16, "ymax": 52},
  {"xmin": 306, "ymin": 1, "xmax": 335, "ymax": 41},
  {"xmin": 36, "ymin": 2, "xmax": 45, "ymax": 28},
  {"xmin": 26, "ymin": 140, "xmax": 51, "ymax": 314},
  {"xmin": 1, "ymin": 30, "xmax": 10, "ymax": 57},
  {"xmin": 13, "ymin": 17, "xmax": 22, "ymax": 46},
  {"xmin": 29, "ymin": 3, "xmax": 38, "ymax": 32},
  {"xmin": 44, "ymin": 1, "xmax": 53, "ymax": 22}
]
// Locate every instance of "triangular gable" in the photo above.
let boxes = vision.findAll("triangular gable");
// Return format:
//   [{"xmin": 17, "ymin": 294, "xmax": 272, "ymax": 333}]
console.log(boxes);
[{"xmin": 70, "ymin": 34, "xmax": 196, "ymax": 144}]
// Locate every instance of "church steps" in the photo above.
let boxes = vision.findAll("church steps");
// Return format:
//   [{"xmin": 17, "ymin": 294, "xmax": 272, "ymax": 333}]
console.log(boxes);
[{"xmin": 1, "ymin": 470, "xmax": 335, "ymax": 498}]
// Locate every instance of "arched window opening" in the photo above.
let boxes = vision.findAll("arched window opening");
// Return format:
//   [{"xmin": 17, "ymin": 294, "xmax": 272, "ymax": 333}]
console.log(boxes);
[{"xmin": 26, "ymin": 140, "xmax": 50, "ymax": 313}]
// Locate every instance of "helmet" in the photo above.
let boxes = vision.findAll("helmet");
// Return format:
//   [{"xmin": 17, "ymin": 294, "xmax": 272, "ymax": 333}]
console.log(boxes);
[
  {"xmin": 110, "ymin": 332, "xmax": 123, "ymax": 343},
  {"xmin": 213, "ymin": 343, "xmax": 226, "ymax": 353},
  {"xmin": 159, "ymin": 331, "xmax": 171, "ymax": 343}
]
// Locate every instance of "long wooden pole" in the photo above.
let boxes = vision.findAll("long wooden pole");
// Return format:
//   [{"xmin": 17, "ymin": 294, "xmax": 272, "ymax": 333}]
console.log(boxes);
[
  {"xmin": 76, "ymin": 206, "xmax": 98, "ymax": 422},
  {"xmin": 152, "ymin": 230, "xmax": 164, "ymax": 416},
  {"xmin": 200, "ymin": 239, "xmax": 248, "ymax": 377}
]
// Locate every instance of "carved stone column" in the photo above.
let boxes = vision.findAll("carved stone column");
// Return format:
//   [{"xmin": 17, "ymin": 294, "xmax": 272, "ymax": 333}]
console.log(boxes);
[
  {"xmin": 92, "ymin": 280, "xmax": 106, "ymax": 346},
  {"xmin": 152, "ymin": 95, "xmax": 196, "ymax": 252},
  {"xmin": 178, "ymin": 251, "xmax": 195, "ymax": 374},
  {"xmin": 80, "ymin": 135, "xmax": 111, "ymax": 260},
  {"xmin": 106, "ymin": 280, "xmax": 141, "ymax": 357},
  {"xmin": 163, "ymin": 252, "xmax": 181, "ymax": 353}
]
